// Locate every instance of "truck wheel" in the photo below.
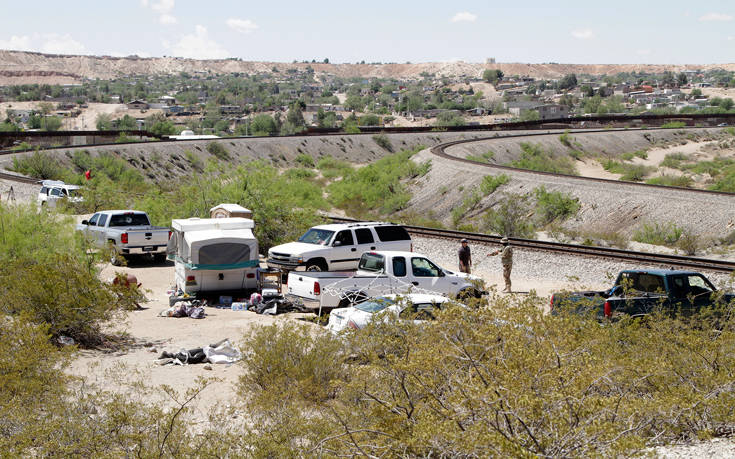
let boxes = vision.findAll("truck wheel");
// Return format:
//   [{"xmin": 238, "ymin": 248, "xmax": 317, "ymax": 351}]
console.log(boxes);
[
  {"xmin": 306, "ymin": 260, "xmax": 327, "ymax": 272},
  {"xmin": 109, "ymin": 244, "xmax": 123, "ymax": 266}
]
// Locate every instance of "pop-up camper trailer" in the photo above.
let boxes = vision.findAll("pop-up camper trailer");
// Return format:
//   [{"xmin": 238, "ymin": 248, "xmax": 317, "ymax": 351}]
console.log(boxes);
[{"xmin": 168, "ymin": 217, "xmax": 259, "ymax": 294}]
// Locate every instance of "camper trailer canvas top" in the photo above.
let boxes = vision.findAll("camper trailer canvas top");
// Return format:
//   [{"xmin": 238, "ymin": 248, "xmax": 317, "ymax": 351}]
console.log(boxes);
[{"xmin": 169, "ymin": 217, "xmax": 259, "ymax": 293}]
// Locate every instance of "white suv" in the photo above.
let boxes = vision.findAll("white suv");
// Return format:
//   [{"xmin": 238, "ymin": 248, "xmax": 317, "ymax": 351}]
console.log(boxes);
[
  {"xmin": 267, "ymin": 221, "xmax": 412, "ymax": 272},
  {"xmin": 38, "ymin": 180, "xmax": 83, "ymax": 208}
]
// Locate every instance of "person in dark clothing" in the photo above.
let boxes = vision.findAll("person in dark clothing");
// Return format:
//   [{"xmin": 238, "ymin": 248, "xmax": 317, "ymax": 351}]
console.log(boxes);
[{"xmin": 458, "ymin": 238, "xmax": 472, "ymax": 274}]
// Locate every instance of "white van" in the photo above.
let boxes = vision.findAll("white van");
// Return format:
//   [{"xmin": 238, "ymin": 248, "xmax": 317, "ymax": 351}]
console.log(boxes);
[
  {"xmin": 168, "ymin": 217, "xmax": 259, "ymax": 294},
  {"xmin": 267, "ymin": 221, "xmax": 411, "ymax": 272}
]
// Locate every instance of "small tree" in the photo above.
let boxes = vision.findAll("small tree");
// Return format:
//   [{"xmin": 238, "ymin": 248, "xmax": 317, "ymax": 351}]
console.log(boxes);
[
  {"xmin": 677, "ymin": 73, "xmax": 688, "ymax": 86},
  {"xmin": 483, "ymin": 193, "xmax": 535, "ymax": 238}
]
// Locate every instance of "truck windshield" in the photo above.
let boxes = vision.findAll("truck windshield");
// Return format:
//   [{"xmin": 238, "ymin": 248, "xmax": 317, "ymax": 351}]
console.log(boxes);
[
  {"xmin": 355, "ymin": 297, "xmax": 395, "ymax": 313},
  {"xmin": 298, "ymin": 229, "xmax": 334, "ymax": 246},
  {"xmin": 109, "ymin": 213, "xmax": 151, "ymax": 227}
]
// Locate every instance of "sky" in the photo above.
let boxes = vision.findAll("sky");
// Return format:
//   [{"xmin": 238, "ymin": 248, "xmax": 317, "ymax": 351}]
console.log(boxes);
[{"xmin": 0, "ymin": 0, "xmax": 734, "ymax": 64}]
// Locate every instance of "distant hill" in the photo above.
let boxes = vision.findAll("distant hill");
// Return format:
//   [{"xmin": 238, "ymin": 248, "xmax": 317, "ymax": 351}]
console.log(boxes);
[{"xmin": 2, "ymin": 50, "xmax": 735, "ymax": 85}]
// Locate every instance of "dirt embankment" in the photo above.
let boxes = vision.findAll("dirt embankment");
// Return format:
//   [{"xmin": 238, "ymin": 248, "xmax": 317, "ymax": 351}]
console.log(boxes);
[
  {"xmin": 0, "ymin": 131, "xmax": 489, "ymax": 182},
  {"xmin": 406, "ymin": 128, "xmax": 735, "ymax": 240},
  {"xmin": 2, "ymin": 50, "xmax": 735, "ymax": 84}
]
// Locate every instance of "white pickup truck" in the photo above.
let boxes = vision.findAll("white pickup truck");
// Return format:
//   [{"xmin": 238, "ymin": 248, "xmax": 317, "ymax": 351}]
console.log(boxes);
[
  {"xmin": 76, "ymin": 210, "xmax": 171, "ymax": 265},
  {"xmin": 287, "ymin": 251, "xmax": 485, "ymax": 309}
]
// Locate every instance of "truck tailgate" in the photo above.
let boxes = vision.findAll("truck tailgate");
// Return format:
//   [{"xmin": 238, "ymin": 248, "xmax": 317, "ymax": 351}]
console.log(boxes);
[
  {"xmin": 287, "ymin": 271, "xmax": 355, "ymax": 300},
  {"xmin": 123, "ymin": 228, "xmax": 170, "ymax": 247}
]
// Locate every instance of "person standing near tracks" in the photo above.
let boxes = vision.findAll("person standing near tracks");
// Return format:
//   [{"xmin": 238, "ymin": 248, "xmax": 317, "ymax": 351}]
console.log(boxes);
[
  {"xmin": 488, "ymin": 237, "xmax": 513, "ymax": 293},
  {"xmin": 458, "ymin": 238, "xmax": 472, "ymax": 274}
]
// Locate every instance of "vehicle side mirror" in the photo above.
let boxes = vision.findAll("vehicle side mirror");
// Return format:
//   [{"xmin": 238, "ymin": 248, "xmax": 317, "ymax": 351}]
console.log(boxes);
[
  {"xmin": 439, "ymin": 270, "xmax": 446, "ymax": 277},
  {"xmin": 333, "ymin": 241, "xmax": 342, "ymax": 247},
  {"xmin": 81, "ymin": 220, "xmax": 88, "ymax": 225}
]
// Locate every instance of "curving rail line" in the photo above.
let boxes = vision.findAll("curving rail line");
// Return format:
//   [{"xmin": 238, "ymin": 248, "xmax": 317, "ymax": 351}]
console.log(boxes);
[
  {"xmin": 328, "ymin": 216, "xmax": 735, "ymax": 273},
  {"xmin": 0, "ymin": 170, "xmax": 38, "ymax": 184},
  {"xmin": 429, "ymin": 129, "xmax": 735, "ymax": 197}
]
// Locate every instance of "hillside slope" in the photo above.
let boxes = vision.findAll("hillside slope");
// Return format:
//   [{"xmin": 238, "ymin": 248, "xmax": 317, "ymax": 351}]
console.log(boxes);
[{"xmin": 2, "ymin": 50, "xmax": 735, "ymax": 84}]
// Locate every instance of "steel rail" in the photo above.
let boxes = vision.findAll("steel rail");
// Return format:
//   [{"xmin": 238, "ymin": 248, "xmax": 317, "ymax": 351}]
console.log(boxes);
[
  {"xmin": 429, "ymin": 129, "xmax": 735, "ymax": 197},
  {"xmin": 328, "ymin": 216, "xmax": 735, "ymax": 273},
  {"xmin": 0, "ymin": 170, "xmax": 39, "ymax": 184}
]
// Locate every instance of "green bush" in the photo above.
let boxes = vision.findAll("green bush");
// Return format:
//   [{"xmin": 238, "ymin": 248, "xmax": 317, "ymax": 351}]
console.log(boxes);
[
  {"xmin": 482, "ymin": 193, "xmax": 535, "ymax": 237},
  {"xmin": 206, "ymin": 142, "xmax": 231, "ymax": 160},
  {"xmin": 372, "ymin": 133, "xmax": 393, "ymax": 152},
  {"xmin": 0, "ymin": 206, "xmax": 138, "ymax": 345},
  {"xmin": 534, "ymin": 186, "xmax": 580, "ymax": 225},
  {"xmin": 559, "ymin": 130, "xmax": 573, "ymax": 147},
  {"xmin": 660, "ymin": 152, "xmax": 689, "ymax": 169},
  {"xmin": 661, "ymin": 121, "xmax": 686, "ymax": 128},
  {"xmin": 509, "ymin": 142, "xmax": 578, "ymax": 175},
  {"xmin": 633, "ymin": 221, "xmax": 684, "ymax": 245},
  {"xmin": 451, "ymin": 189, "xmax": 482, "ymax": 227},
  {"xmin": 480, "ymin": 174, "xmax": 509, "ymax": 195},
  {"xmin": 235, "ymin": 299, "xmax": 735, "ymax": 456},
  {"xmin": 645, "ymin": 175, "xmax": 693, "ymax": 188},
  {"xmin": 327, "ymin": 147, "xmax": 427, "ymax": 216},
  {"xmin": 317, "ymin": 156, "xmax": 352, "ymax": 179},
  {"xmin": 466, "ymin": 150, "xmax": 495, "ymax": 163},
  {"xmin": 284, "ymin": 168, "xmax": 317, "ymax": 180},
  {"xmin": 240, "ymin": 322, "xmax": 347, "ymax": 403},
  {"xmin": 11, "ymin": 150, "xmax": 64, "ymax": 179},
  {"xmin": 294, "ymin": 153, "xmax": 315, "ymax": 168},
  {"xmin": 184, "ymin": 150, "xmax": 204, "ymax": 171},
  {"xmin": 677, "ymin": 230, "xmax": 700, "ymax": 255},
  {"xmin": 602, "ymin": 160, "xmax": 653, "ymax": 181}
]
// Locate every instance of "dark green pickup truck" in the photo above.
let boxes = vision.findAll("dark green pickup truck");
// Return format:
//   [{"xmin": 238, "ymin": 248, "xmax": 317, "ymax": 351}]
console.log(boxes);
[{"xmin": 550, "ymin": 269, "xmax": 735, "ymax": 319}]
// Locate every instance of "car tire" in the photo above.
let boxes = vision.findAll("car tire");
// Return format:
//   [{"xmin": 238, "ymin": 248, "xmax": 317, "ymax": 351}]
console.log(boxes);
[{"xmin": 306, "ymin": 260, "xmax": 327, "ymax": 272}]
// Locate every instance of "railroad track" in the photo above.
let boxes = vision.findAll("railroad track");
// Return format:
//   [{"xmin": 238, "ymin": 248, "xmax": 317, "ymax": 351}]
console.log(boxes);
[
  {"xmin": 0, "ymin": 170, "xmax": 38, "ymax": 185},
  {"xmin": 329, "ymin": 216, "xmax": 735, "ymax": 273},
  {"xmin": 429, "ymin": 130, "xmax": 735, "ymax": 197}
]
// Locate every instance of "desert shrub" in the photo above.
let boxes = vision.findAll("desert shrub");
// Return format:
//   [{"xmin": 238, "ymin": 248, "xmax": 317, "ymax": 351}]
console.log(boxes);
[
  {"xmin": 184, "ymin": 150, "xmax": 203, "ymax": 171},
  {"xmin": 482, "ymin": 193, "xmax": 535, "ymax": 238},
  {"xmin": 327, "ymin": 147, "xmax": 427, "ymax": 216},
  {"xmin": 316, "ymin": 156, "xmax": 352, "ymax": 178},
  {"xmin": 633, "ymin": 221, "xmax": 683, "ymax": 245},
  {"xmin": 480, "ymin": 173, "xmax": 509, "ymax": 195},
  {"xmin": 206, "ymin": 142, "xmax": 231, "ymax": 160},
  {"xmin": 559, "ymin": 130, "xmax": 573, "ymax": 147},
  {"xmin": 236, "ymin": 297, "xmax": 735, "ymax": 457},
  {"xmin": 620, "ymin": 164, "xmax": 653, "ymax": 181},
  {"xmin": 9, "ymin": 141, "xmax": 32, "ymax": 151},
  {"xmin": 0, "ymin": 206, "xmax": 137, "ymax": 345},
  {"xmin": 451, "ymin": 188, "xmax": 483, "ymax": 227},
  {"xmin": 372, "ymin": 133, "xmax": 393, "ymax": 152},
  {"xmin": 677, "ymin": 229, "xmax": 700, "ymax": 255},
  {"xmin": 534, "ymin": 186, "xmax": 580, "ymax": 225},
  {"xmin": 294, "ymin": 153, "xmax": 315, "ymax": 168},
  {"xmin": 660, "ymin": 152, "xmax": 689, "ymax": 169},
  {"xmin": 709, "ymin": 166, "xmax": 735, "ymax": 192},
  {"xmin": 645, "ymin": 175, "xmax": 693, "ymax": 187},
  {"xmin": 11, "ymin": 150, "xmax": 64, "ymax": 179},
  {"xmin": 466, "ymin": 150, "xmax": 495, "ymax": 163},
  {"xmin": 240, "ymin": 322, "xmax": 347, "ymax": 403},
  {"xmin": 509, "ymin": 142, "xmax": 578, "ymax": 175},
  {"xmin": 284, "ymin": 167, "xmax": 317, "ymax": 180},
  {"xmin": 603, "ymin": 160, "xmax": 653, "ymax": 181},
  {"xmin": 621, "ymin": 150, "xmax": 648, "ymax": 161}
]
